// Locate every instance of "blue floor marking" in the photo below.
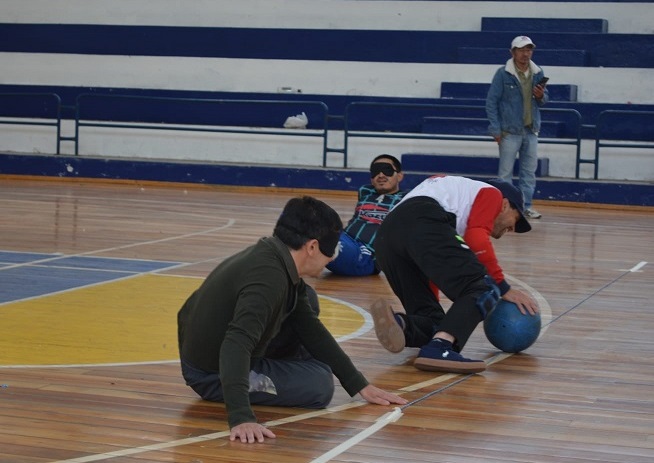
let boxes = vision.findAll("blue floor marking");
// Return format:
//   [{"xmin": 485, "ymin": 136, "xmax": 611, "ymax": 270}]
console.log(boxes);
[
  {"xmin": 0, "ymin": 251, "xmax": 182, "ymax": 304},
  {"xmin": 0, "ymin": 250, "xmax": 62, "ymax": 264},
  {"xmin": 39, "ymin": 255, "xmax": 180, "ymax": 272}
]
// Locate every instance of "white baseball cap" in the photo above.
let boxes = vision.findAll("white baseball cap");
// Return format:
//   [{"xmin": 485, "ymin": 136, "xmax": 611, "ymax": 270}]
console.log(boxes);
[{"xmin": 511, "ymin": 36, "xmax": 536, "ymax": 49}]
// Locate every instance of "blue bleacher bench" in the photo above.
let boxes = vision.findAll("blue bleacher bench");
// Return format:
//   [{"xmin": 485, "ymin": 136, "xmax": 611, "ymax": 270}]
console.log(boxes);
[
  {"xmin": 422, "ymin": 116, "xmax": 565, "ymax": 138},
  {"xmin": 2, "ymin": 23, "xmax": 651, "ymax": 68},
  {"xmin": 440, "ymin": 82, "xmax": 578, "ymax": 103},
  {"xmin": 481, "ymin": 17, "xmax": 609, "ymax": 34},
  {"xmin": 457, "ymin": 47, "xmax": 589, "ymax": 67},
  {"xmin": 401, "ymin": 153, "xmax": 550, "ymax": 177}
]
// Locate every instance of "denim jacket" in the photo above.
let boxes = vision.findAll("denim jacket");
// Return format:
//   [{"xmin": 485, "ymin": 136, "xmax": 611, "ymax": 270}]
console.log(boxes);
[{"xmin": 486, "ymin": 59, "xmax": 549, "ymax": 137}]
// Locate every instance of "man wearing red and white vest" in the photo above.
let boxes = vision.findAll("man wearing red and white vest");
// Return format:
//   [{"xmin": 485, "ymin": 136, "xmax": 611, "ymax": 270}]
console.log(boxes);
[{"xmin": 371, "ymin": 175, "xmax": 540, "ymax": 373}]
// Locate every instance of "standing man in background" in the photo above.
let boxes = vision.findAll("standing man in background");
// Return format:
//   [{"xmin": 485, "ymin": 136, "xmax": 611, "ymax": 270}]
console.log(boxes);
[
  {"xmin": 486, "ymin": 35, "xmax": 549, "ymax": 219},
  {"xmin": 327, "ymin": 154, "xmax": 406, "ymax": 276}
]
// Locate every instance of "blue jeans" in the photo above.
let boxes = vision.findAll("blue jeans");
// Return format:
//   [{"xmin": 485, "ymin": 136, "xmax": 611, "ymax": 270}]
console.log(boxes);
[
  {"xmin": 326, "ymin": 231, "xmax": 378, "ymax": 276},
  {"xmin": 497, "ymin": 131, "xmax": 538, "ymax": 208}
]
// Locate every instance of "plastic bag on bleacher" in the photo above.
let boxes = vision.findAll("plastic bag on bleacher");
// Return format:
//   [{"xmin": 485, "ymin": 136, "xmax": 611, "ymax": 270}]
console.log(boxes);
[{"xmin": 283, "ymin": 112, "xmax": 308, "ymax": 129}]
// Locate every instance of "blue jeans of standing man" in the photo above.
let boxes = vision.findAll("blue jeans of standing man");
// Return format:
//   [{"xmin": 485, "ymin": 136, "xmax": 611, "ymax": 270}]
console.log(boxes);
[{"xmin": 497, "ymin": 131, "xmax": 538, "ymax": 209}]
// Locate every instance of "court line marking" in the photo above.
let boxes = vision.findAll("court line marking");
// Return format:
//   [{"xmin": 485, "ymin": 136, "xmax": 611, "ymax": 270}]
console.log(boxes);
[
  {"xmin": 0, "ymin": 290, "xmax": 368, "ymax": 369},
  {"xmin": 306, "ymin": 259, "xmax": 648, "ymax": 463},
  {"xmin": 0, "ymin": 267, "xmax": 182, "ymax": 309},
  {"xmin": 49, "ymin": 252, "xmax": 646, "ymax": 462},
  {"xmin": 627, "ymin": 261, "xmax": 647, "ymax": 272},
  {"xmin": 0, "ymin": 219, "xmax": 238, "ymax": 310},
  {"xmin": 309, "ymin": 407, "xmax": 404, "ymax": 463},
  {"xmin": 0, "ymin": 191, "xmax": 289, "ymax": 215},
  {"xmin": 0, "ymin": 220, "xmax": 235, "ymax": 272},
  {"xmin": 47, "ymin": 358, "xmax": 516, "ymax": 463},
  {"xmin": 46, "ymin": 275, "xmax": 549, "ymax": 462},
  {"xmin": 319, "ymin": 294, "xmax": 374, "ymax": 343},
  {"xmin": 7, "ymin": 187, "xmax": 646, "ymax": 461},
  {"xmin": 0, "ymin": 256, "xmax": 588, "ymax": 460},
  {"xmin": 48, "ymin": 400, "xmax": 370, "ymax": 463}
]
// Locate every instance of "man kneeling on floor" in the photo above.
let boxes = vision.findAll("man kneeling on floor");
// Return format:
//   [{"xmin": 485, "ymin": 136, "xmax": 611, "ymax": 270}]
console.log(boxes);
[
  {"xmin": 178, "ymin": 196, "xmax": 406, "ymax": 444},
  {"xmin": 371, "ymin": 175, "xmax": 540, "ymax": 373}
]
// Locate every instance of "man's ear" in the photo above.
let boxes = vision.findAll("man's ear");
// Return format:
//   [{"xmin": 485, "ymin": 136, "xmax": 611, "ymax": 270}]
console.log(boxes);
[
  {"xmin": 305, "ymin": 238, "xmax": 320, "ymax": 256},
  {"xmin": 502, "ymin": 198, "xmax": 512, "ymax": 212}
]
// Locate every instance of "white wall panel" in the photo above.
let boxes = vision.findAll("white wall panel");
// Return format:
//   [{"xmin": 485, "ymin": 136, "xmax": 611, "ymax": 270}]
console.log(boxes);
[{"xmin": 2, "ymin": 53, "xmax": 653, "ymax": 105}]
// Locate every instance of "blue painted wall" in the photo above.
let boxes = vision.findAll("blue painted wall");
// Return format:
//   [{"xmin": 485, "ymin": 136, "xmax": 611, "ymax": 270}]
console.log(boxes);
[{"xmin": 1, "ymin": 152, "xmax": 652, "ymax": 207}]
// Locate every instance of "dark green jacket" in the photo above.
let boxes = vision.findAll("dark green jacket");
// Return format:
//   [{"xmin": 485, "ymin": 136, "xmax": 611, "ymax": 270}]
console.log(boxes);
[{"xmin": 178, "ymin": 236, "xmax": 368, "ymax": 427}]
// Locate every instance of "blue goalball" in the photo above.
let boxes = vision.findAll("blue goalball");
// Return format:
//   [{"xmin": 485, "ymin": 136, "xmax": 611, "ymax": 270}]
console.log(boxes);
[{"xmin": 483, "ymin": 300, "xmax": 541, "ymax": 353}]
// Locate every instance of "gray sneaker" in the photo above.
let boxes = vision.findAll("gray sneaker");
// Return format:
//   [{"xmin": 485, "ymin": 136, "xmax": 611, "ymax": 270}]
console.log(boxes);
[{"xmin": 525, "ymin": 208, "xmax": 542, "ymax": 219}]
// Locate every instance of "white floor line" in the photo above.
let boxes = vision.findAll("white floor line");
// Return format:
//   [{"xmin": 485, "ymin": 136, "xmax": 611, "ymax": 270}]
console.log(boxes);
[
  {"xmin": 309, "ymin": 408, "xmax": 404, "ymax": 463},
  {"xmin": 48, "ymin": 274, "xmax": 551, "ymax": 462},
  {"xmin": 0, "ymin": 219, "xmax": 235, "ymax": 272},
  {"xmin": 50, "ymin": 401, "xmax": 370, "ymax": 463}
]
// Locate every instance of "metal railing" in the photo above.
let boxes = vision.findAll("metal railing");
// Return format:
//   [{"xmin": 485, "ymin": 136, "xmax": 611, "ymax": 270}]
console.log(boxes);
[
  {"xmin": 342, "ymin": 101, "xmax": 583, "ymax": 176},
  {"xmin": 5, "ymin": 93, "xmax": 653, "ymax": 181},
  {"xmin": 0, "ymin": 93, "xmax": 62, "ymax": 154},
  {"xmin": 590, "ymin": 109, "xmax": 654, "ymax": 180},
  {"xmin": 74, "ymin": 94, "xmax": 331, "ymax": 165}
]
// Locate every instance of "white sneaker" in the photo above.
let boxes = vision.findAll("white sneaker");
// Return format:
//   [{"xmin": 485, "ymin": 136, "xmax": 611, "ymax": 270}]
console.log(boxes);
[{"xmin": 525, "ymin": 208, "xmax": 542, "ymax": 219}]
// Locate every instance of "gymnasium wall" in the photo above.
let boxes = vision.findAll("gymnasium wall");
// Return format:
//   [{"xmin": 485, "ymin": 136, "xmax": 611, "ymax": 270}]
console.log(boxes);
[{"xmin": 1, "ymin": 0, "xmax": 653, "ymax": 182}]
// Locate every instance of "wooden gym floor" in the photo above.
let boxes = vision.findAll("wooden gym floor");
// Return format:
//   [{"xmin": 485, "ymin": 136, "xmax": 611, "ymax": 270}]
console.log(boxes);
[{"xmin": 0, "ymin": 177, "xmax": 653, "ymax": 463}]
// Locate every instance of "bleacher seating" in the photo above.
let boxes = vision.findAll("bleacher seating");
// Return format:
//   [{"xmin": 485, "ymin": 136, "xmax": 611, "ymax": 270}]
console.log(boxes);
[
  {"xmin": 1, "ymin": 3, "xmax": 653, "ymax": 189},
  {"xmin": 457, "ymin": 47, "xmax": 589, "ymax": 67},
  {"xmin": 440, "ymin": 82, "xmax": 578, "ymax": 102},
  {"xmin": 422, "ymin": 116, "xmax": 566, "ymax": 138},
  {"xmin": 464, "ymin": 17, "xmax": 606, "ymax": 69},
  {"xmin": 480, "ymin": 17, "xmax": 609, "ymax": 34},
  {"xmin": 401, "ymin": 153, "xmax": 550, "ymax": 178},
  {"xmin": 0, "ymin": 23, "xmax": 651, "ymax": 68}
]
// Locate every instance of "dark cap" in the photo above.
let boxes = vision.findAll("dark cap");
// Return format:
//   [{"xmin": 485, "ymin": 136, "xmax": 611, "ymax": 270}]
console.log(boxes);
[{"xmin": 485, "ymin": 179, "xmax": 532, "ymax": 233}]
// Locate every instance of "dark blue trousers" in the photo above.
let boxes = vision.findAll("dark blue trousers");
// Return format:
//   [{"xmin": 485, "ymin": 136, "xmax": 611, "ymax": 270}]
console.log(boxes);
[
  {"xmin": 180, "ymin": 285, "xmax": 335, "ymax": 409},
  {"xmin": 375, "ymin": 196, "xmax": 492, "ymax": 351}
]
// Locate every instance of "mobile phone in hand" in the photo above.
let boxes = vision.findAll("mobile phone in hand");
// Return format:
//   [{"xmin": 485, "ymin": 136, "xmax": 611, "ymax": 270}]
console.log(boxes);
[{"xmin": 537, "ymin": 77, "xmax": 549, "ymax": 87}]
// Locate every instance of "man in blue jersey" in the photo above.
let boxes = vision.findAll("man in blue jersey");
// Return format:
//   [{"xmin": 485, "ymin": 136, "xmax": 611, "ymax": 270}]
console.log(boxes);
[{"xmin": 326, "ymin": 154, "xmax": 407, "ymax": 276}]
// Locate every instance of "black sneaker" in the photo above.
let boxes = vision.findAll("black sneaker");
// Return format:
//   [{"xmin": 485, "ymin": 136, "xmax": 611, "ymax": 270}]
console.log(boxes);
[
  {"xmin": 413, "ymin": 339, "xmax": 486, "ymax": 374},
  {"xmin": 370, "ymin": 298, "xmax": 405, "ymax": 353}
]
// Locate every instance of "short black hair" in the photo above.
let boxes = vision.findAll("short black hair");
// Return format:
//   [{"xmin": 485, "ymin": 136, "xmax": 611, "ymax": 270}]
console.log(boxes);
[
  {"xmin": 273, "ymin": 196, "xmax": 343, "ymax": 255},
  {"xmin": 370, "ymin": 154, "xmax": 402, "ymax": 172}
]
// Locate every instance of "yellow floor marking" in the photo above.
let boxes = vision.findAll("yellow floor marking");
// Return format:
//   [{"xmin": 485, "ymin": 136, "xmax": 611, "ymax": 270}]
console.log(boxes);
[{"xmin": 0, "ymin": 275, "xmax": 364, "ymax": 366}]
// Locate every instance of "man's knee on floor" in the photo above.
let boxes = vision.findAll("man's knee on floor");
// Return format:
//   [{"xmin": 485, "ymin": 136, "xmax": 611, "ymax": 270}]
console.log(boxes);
[
  {"xmin": 302, "ymin": 364, "xmax": 335, "ymax": 408},
  {"xmin": 313, "ymin": 381, "xmax": 336, "ymax": 409}
]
